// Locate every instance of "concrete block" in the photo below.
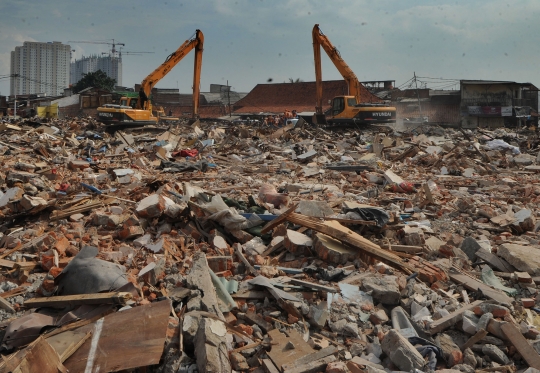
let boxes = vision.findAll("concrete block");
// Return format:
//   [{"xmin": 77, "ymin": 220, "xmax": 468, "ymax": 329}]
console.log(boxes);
[
  {"xmin": 194, "ymin": 318, "xmax": 231, "ymax": 373},
  {"xmin": 296, "ymin": 201, "xmax": 334, "ymax": 218},
  {"xmin": 136, "ymin": 194, "xmax": 166, "ymax": 218},
  {"xmin": 460, "ymin": 237, "xmax": 482, "ymax": 261},
  {"xmin": 381, "ymin": 329, "xmax": 425, "ymax": 371},
  {"xmin": 498, "ymin": 243, "xmax": 540, "ymax": 276},
  {"xmin": 362, "ymin": 276, "xmax": 400, "ymax": 305}
]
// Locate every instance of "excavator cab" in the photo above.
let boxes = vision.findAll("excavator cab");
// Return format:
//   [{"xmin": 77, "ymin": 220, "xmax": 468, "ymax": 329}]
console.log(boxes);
[{"xmin": 332, "ymin": 97, "xmax": 345, "ymax": 116}]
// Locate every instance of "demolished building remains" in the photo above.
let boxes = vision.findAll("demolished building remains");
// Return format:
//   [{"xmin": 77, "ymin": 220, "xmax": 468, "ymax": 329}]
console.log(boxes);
[{"xmin": 0, "ymin": 112, "xmax": 538, "ymax": 373}]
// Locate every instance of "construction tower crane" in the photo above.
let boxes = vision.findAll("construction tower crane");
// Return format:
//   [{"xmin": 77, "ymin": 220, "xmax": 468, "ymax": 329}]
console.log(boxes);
[
  {"xmin": 102, "ymin": 50, "xmax": 154, "ymax": 58},
  {"xmin": 67, "ymin": 39, "xmax": 125, "ymax": 57},
  {"xmin": 118, "ymin": 48, "xmax": 154, "ymax": 58}
]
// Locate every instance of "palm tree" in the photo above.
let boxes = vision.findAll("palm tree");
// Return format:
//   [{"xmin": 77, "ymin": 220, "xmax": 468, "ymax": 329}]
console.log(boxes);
[{"xmin": 288, "ymin": 78, "xmax": 303, "ymax": 83}]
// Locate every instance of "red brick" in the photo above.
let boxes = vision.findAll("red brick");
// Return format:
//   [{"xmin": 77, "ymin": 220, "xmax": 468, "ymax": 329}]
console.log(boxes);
[
  {"xmin": 448, "ymin": 350, "xmax": 463, "ymax": 367},
  {"xmin": 237, "ymin": 324, "xmax": 253, "ymax": 336},
  {"xmin": 522, "ymin": 298, "xmax": 535, "ymax": 308}
]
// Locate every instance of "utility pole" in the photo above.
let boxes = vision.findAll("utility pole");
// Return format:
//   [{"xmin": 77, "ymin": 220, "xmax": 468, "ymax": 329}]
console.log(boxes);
[
  {"xmin": 13, "ymin": 74, "xmax": 18, "ymax": 120},
  {"xmin": 413, "ymin": 72, "xmax": 422, "ymax": 118},
  {"xmin": 227, "ymin": 80, "xmax": 231, "ymax": 117}
]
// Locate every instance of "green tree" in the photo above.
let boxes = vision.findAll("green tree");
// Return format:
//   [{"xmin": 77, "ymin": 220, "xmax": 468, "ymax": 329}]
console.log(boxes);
[
  {"xmin": 288, "ymin": 78, "xmax": 303, "ymax": 83},
  {"xmin": 73, "ymin": 70, "xmax": 116, "ymax": 93}
]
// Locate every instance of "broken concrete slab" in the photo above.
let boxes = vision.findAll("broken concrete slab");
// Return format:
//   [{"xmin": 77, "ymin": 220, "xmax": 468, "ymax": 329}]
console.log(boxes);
[
  {"xmin": 460, "ymin": 237, "xmax": 482, "ymax": 261},
  {"xmin": 194, "ymin": 317, "xmax": 231, "ymax": 373},
  {"xmin": 135, "ymin": 194, "xmax": 166, "ymax": 218},
  {"xmin": 361, "ymin": 276, "xmax": 400, "ymax": 305},
  {"xmin": 498, "ymin": 243, "xmax": 540, "ymax": 275},
  {"xmin": 296, "ymin": 200, "xmax": 334, "ymax": 218},
  {"xmin": 381, "ymin": 329, "xmax": 425, "ymax": 371}
]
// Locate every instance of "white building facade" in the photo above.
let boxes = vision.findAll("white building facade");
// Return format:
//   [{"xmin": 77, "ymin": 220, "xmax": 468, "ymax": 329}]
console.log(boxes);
[
  {"xmin": 70, "ymin": 55, "xmax": 122, "ymax": 87},
  {"xmin": 10, "ymin": 41, "xmax": 71, "ymax": 96}
]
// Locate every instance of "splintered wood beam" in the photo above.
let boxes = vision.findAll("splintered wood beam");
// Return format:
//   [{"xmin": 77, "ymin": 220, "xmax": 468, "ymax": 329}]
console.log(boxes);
[
  {"xmin": 264, "ymin": 210, "xmax": 411, "ymax": 273},
  {"xmin": 261, "ymin": 204, "xmax": 298, "ymax": 234},
  {"xmin": 24, "ymin": 292, "xmax": 132, "ymax": 309}
]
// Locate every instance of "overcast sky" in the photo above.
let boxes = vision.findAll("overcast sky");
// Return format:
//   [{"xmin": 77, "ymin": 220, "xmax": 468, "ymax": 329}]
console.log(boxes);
[{"xmin": 1, "ymin": 0, "xmax": 539, "ymax": 96}]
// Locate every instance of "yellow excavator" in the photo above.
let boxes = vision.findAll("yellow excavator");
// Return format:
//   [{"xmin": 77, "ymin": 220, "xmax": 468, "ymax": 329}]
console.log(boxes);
[
  {"xmin": 312, "ymin": 24, "xmax": 396, "ymax": 126},
  {"xmin": 97, "ymin": 29, "xmax": 204, "ymax": 128}
]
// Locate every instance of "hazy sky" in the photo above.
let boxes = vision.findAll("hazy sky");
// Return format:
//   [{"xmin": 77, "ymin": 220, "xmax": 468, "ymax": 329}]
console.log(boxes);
[{"xmin": 1, "ymin": 0, "xmax": 539, "ymax": 96}]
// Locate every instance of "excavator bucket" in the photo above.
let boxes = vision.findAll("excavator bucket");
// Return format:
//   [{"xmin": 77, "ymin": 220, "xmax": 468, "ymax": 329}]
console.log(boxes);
[{"xmin": 313, "ymin": 114, "xmax": 328, "ymax": 125}]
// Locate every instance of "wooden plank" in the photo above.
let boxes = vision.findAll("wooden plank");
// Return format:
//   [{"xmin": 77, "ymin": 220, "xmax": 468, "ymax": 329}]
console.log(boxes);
[
  {"xmin": 380, "ymin": 244, "xmax": 423, "ymax": 254},
  {"xmin": 0, "ymin": 259, "xmax": 16, "ymax": 269},
  {"xmin": 475, "ymin": 248, "xmax": 515, "ymax": 273},
  {"xmin": 244, "ymin": 311, "xmax": 274, "ymax": 334},
  {"xmin": 449, "ymin": 272, "xmax": 513, "ymax": 305},
  {"xmin": 234, "ymin": 243, "xmax": 258, "ymax": 275},
  {"xmin": 0, "ymin": 295, "xmax": 15, "ymax": 313},
  {"xmin": 262, "ymin": 358, "xmax": 280, "ymax": 373},
  {"xmin": 267, "ymin": 329, "xmax": 315, "ymax": 371},
  {"xmin": 461, "ymin": 329, "xmax": 487, "ymax": 351},
  {"xmin": 283, "ymin": 355, "xmax": 336, "ymax": 373},
  {"xmin": 321, "ymin": 217, "xmax": 377, "ymax": 226},
  {"xmin": 288, "ymin": 278, "xmax": 337, "ymax": 293},
  {"xmin": 429, "ymin": 300, "xmax": 483, "ymax": 335},
  {"xmin": 423, "ymin": 183, "xmax": 435, "ymax": 204},
  {"xmin": 263, "ymin": 211, "xmax": 411, "ymax": 274},
  {"xmin": 24, "ymin": 292, "xmax": 132, "ymax": 309},
  {"xmin": 64, "ymin": 300, "xmax": 171, "ymax": 372},
  {"xmin": 0, "ymin": 336, "xmax": 67, "ymax": 373},
  {"xmin": 281, "ymin": 346, "xmax": 337, "ymax": 371},
  {"xmin": 500, "ymin": 322, "xmax": 540, "ymax": 369},
  {"xmin": 47, "ymin": 330, "xmax": 92, "ymax": 362},
  {"xmin": 261, "ymin": 204, "xmax": 298, "ymax": 234}
]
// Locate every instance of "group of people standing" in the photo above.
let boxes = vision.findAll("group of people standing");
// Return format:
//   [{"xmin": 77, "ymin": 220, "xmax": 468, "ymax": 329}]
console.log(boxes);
[{"xmin": 263, "ymin": 109, "xmax": 298, "ymax": 127}]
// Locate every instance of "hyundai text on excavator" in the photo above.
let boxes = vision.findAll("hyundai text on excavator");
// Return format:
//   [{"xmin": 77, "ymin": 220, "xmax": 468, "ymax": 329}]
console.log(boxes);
[
  {"xmin": 312, "ymin": 24, "xmax": 396, "ymax": 126},
  {"xmin": 97, "ymin": 29, "xmax": 204, "ymax": 129}
]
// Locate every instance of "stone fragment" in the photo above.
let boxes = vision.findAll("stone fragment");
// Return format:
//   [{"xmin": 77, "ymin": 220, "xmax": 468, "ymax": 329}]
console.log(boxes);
[
  {"xmin": 69, "ymin": 160, "xmax": 90, "ymax": 170},
  {"xmin": 325, "ymin": 361, "xmax": 349, "ymax": 373},
  {"xmin": 481, "ymin": 344, "xmax": 510, "ymax": 365},
  {"xmin": 369, "ymin": 309, "xmax": 388, "ymax": 325},
  {"xmin": 194, "ymin": 318, "xmax": 231, "ymax": 373},
  {"xmin": 463, "ymin": 348, "xmax": 477, "ymax": 368},
  {"xmin": 425, "ymin": 236, "xmax": 445, "ymax": 252},
  {"xmin": 0, "ymin": 187, "xmax": 24, "ymax": 207},
  {"xmin": 230, "ymin": 352, "xmax": 249, "ymax": 371},
  {"xmin": 380, "ymin": 330, "xmax": 425, "ymax": 371},
  {"xmin": 136, "ymin": 194, "xmax": 166, "ymax": 218},
  {"xmin": 438, "ymin": 334, "xmax": 463, "ymax": 367},
  {"xmin": 362, "ymin": 276, "xmax": 400, "ymax": 305},
  {"xmin": 20, "ymin": 195, "xmax": 47, "ymax": 211},
  {"xmin": 296, "ymin": 200, "xmax": 334, "ymax": 217},
  {"xmin": 402, "ymin": 226, "xmax": 425, "ymax": 246},
  {"xmin": 498, "ymin": 243, "xmax": 540, "ymax": 276},
  {"xmin": 512, "ymin": 209, "xmax": 536, "ymax": 233},
  {"xmin": 460, "ymin": 237, "xmax": 482, "ymax": 261},
  {"xmin": 477, "ymin": 312, "xmax": 493, "ymax": 331}
]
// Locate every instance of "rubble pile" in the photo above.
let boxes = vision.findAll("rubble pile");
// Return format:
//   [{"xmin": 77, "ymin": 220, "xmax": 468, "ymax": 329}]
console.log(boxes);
[{"xmin": 0, "ymin": 116, "xmax": 539, "ymax": 373}]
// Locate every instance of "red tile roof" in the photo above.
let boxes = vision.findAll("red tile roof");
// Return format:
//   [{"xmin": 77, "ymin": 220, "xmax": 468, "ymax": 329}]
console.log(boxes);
[{"xmin": 232, "ymin": 80, "xmax": 382, "ymax": 114}]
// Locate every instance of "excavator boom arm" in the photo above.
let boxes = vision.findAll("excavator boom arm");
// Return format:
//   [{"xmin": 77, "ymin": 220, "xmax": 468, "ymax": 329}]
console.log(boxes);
[
  {"xmin": 139, "ymin": 30, "xmax": 204, "ymax": 118},
  {"xmin": 312, "ymin": 24, "xmax": 361, "ymax": 113}
]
